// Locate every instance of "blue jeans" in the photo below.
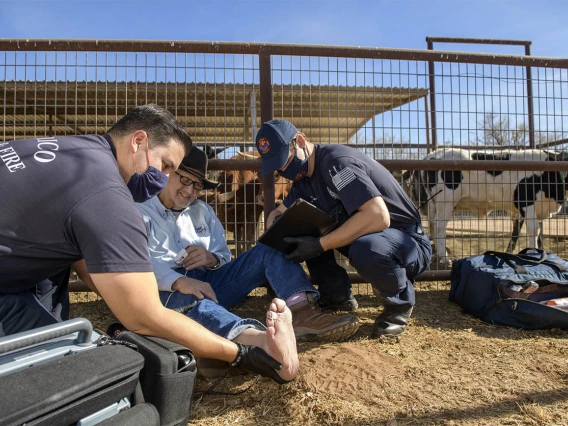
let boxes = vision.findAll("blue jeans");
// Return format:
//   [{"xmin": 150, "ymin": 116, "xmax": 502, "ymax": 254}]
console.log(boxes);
[
  {"xmin": 160, "ymin": 295, "xmax": 266, "ymax": 340},
  {"xmin": 159, "ymin": 243, "xmax": 317, "ymax": 339}
]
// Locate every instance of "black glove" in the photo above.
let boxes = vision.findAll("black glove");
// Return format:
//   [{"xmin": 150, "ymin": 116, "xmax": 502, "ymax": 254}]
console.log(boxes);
[
  {"xmin": 284, "ymin": 236, "xmax": 324, "ymax": 263},
  {"xmin": 235, "ymin": 344, "xmax": 289, "ymax": 384}
]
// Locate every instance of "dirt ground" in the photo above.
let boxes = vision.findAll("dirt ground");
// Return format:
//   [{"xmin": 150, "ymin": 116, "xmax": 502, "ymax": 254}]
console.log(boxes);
[
  {"xmin": 70, "ymin": 279, "xmax": 568, "ymax": 426},
  {"xmin": 68, "ymin": 218, "xmax": 568, "ymax": 426}
]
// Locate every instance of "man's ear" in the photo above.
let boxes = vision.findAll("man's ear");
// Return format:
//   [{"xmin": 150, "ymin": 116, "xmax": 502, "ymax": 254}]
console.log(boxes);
[
  {"xmin": 130, "ymin": 130, "xmax": 149, "ymax": 154},
  {"xmin": 295, "ymin": 133, "xmax": 307, "ymax": 149}
]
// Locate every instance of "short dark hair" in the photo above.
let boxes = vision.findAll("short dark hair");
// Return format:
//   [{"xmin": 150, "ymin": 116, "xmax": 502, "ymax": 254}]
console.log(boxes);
[{"xmin": 108, "ymin": 104, "xmax": 192, "ymax": 154}]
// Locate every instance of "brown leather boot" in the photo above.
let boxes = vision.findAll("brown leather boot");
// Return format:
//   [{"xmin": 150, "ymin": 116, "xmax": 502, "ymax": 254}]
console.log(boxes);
[{"xmin": 290, "ymin": 294, "xmax": 359, "ymax": 342}]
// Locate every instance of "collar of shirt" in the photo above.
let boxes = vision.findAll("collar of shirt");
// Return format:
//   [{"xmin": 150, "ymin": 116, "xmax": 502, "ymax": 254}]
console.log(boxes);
[{"xmin": 148, "ymin": 195, "xmax": 194, "ymax": 219}]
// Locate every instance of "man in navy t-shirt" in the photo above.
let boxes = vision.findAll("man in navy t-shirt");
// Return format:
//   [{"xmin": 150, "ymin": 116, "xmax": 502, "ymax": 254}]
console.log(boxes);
[
  {"xmin": 0, "ymin": 105, "xmax": 294, "ymax": 384},
  {"xmin": 256, "ymin": 120, "xmax": 432, "ymax": 337}
]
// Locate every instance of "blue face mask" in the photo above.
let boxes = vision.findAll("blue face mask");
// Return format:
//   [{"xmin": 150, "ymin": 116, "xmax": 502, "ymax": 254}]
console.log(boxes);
[
  {"xmin": 127, "ymin": 146, "xmax": 169, "ymax": 203},
  {"xmin": 127, "ymin": 166, "xmax": 169, "ymax": 203},
  {"xmin": 277, "ymin": 148, "xmax": 309, "ymax": 181}
]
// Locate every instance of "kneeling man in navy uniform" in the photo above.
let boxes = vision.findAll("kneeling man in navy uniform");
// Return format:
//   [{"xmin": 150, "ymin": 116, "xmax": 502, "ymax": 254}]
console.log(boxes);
[{"xmin": 255, "ymin": 120, "xmax": 432, "ymax": 337}]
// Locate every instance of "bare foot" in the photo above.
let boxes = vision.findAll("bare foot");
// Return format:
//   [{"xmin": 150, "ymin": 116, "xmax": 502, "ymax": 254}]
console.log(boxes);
[{"xmin": 265, "ymin": 298, "xmax": 300, "ymax": 381}]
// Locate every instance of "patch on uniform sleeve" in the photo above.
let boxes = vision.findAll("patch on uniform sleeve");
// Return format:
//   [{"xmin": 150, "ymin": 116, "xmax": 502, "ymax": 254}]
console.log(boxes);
[{"xmin": 330, "ymin": 166, "xmax": 356, "ymax": 191}]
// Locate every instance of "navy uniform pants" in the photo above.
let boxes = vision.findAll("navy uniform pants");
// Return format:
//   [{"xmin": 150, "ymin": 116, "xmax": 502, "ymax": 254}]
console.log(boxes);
[
  {"xmin": 0, "ymin": 268, "xmax": 71, "ymax": 337},
  {"xmin": 306, "ymin": 226, "xmax": 432, "ymax": 309}
]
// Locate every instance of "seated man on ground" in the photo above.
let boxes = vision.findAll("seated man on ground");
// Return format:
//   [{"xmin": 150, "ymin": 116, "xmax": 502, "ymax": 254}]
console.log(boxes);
[{"xmin": 138, "ymin": 147, "xmax": 359, "ymax": 344}]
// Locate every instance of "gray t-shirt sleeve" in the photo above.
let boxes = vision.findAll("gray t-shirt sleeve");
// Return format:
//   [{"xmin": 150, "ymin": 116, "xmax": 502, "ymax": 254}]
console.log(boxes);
[{"xmin": 65, "ymin": 185, "xmax": 153, "ymax": 273}]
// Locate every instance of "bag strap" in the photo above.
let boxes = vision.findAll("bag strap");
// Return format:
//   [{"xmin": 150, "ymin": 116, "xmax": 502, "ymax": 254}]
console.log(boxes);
[
  {"xmin": 515, "ymin": 249, "xmax": 568, "ymax": 271},
  {"xmin": 485, "ymin": 251, "xmax": 530, "ymax": 274},
  {"xmin": 485, "ymin": 250, "xmax": 568, "ymax": 273},
  {"xmin": 517, "ymin": 248, "xmax": 547, "ymax": 260},
  {"xmin": 490, "ymin": 249, "xmax": 547, "ymax": 262},
  {"xmin": 517, "ymin": 249, "xmax": 568, "ymax": 272},
  {"xmin": 542, "ymin": 260, "xmax": 568, "ymax": 272}
]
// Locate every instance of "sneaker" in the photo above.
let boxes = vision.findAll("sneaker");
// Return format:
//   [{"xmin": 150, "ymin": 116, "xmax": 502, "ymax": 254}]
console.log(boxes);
[
  {"xmin": 318, "ymin": 292, "xmax": 359, "ymax": 312},
  {"xmin": 290, "ymin": 294, "xmax": 359, "ymax": 342}
]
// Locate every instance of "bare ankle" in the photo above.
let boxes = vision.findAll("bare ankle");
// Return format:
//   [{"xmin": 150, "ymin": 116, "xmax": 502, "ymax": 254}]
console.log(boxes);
[{"xmin": 234, "ymin": 328, "xmax": 266, "ymax": 348}]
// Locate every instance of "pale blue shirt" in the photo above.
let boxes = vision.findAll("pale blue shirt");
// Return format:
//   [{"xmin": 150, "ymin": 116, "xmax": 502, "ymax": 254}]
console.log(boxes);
[{"xmin": 138, "ymin": 196, "xmax": 232, "ymax": 291}]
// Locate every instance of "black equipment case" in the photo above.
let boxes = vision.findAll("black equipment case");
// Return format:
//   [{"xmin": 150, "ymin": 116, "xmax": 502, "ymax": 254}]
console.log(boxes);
[
  {"xmin": 0, "ymin": 318, "xmax": 157, "ymax": 426},
  {"xmin": 116, "ymin": 331, "xmax": 197, "ymax": 426},
  {"xmin": 97, "ymin": 403, "xmax": 160, "ymax": 426}
]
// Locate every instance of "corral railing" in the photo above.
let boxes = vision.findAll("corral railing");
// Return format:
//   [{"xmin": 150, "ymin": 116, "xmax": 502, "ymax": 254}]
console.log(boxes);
[{"xmin": 2, "ymin": 39, "xmax": 568, "ymax": 287}]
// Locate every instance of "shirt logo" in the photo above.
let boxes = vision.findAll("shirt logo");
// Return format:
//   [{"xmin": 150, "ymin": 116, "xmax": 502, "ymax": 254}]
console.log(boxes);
[
  {"xmin": 0, "ymin": 143, "xmax": 25, "ymax": 173},
  {"xmin": 194, "ymin": 225, "xmax": 207, "ymax": 236},
  {"xmin": 330, "ymin": 166, "xmax": 356, "ymax": 192},
  {"xmin": 257, "ymin": 138, "xmax": 270, "ymax": 155}
]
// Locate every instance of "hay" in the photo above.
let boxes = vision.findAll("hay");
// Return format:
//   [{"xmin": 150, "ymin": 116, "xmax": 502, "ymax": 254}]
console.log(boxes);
[{"xmin": 70, "ymin": 284, "xmax": 568, "ymax": 426}]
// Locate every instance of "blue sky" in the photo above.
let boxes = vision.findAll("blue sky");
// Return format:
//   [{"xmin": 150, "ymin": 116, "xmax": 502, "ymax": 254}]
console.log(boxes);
[
  {"xmin": 1, "ymin": 0, "xmax": 567, "ymax": 153},
  {"xmin": 1, "ymin": 0, "xmax": 567, "ymax": 57}
]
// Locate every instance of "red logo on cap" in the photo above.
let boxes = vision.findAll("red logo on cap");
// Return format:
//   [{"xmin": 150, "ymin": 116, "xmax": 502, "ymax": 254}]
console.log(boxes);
[{"xmin": 258, "ymin": 138, "xmax": 270, "ymax": 154}]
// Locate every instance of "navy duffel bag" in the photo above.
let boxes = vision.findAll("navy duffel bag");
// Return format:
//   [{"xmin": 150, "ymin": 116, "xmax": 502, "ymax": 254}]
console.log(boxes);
[{"xmin": 449, "ymin": 249, "xmax": 568, "ymax": 329}]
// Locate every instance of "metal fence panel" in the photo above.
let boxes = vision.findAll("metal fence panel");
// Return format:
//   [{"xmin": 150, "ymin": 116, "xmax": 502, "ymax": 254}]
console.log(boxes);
[{"xmin": 1, "ymin": 39, "xmax": 567, "ymax": 290}]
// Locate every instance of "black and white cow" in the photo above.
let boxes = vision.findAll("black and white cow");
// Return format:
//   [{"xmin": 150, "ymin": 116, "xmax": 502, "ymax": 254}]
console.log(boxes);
[{"xmin": 405, "ymin": 148, "xmax": 568, "ymax": 267}]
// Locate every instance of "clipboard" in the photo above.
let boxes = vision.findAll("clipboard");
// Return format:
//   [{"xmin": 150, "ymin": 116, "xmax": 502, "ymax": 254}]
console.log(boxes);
[{"xmin": 258, "ymin": 198, "xmax": 336, "ymax": 254}]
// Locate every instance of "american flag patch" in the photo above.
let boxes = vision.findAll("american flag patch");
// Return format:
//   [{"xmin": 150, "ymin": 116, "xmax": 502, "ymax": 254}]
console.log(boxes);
[{"xmin": 331, "ymin": 167, "xmax": 356, "ymax": 191}]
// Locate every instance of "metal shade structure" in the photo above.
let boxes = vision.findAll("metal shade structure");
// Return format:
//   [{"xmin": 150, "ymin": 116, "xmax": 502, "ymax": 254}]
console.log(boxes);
[{"xmin": 1, "ymin": 81, "xmax": 428, "ymax": 144}]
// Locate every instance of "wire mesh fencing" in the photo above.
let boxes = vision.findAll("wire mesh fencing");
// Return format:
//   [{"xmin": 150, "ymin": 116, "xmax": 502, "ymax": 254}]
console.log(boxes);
[{"xmin": 1, "ymin": 39, "xmax": 567, "ymax": 297}]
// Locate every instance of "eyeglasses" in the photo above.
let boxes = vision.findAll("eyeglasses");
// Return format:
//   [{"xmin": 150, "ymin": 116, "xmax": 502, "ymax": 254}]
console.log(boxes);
[{"xmin": 175, "ymin": 172, "xmax": 204, "ymax": 190}]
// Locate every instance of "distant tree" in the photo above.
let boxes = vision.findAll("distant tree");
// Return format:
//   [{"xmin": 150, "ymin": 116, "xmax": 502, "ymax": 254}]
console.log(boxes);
[
  {"xmin": 474, "ymin": 114, "xmax": 527, "ymax": 147},
  {"xmin": 474, "ymin": 113, "xmax": 566, "ymax": 149},
  {"xmin": 534, "ymin": 130, "xmax": 567, "ymax": 148}
]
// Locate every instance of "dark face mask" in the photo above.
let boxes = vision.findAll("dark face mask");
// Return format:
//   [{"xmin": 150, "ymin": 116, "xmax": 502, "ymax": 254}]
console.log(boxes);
[
  {"xmin": 127, "ymin": 146, "xmax": 169, "ymax": 203},
  {"xmin": 127, "ymin": 166, "xmax": 169, "ymax": 203},
  {"xmin": 277, "ymin": 148, "xmax": 309, "ymax": 181}
]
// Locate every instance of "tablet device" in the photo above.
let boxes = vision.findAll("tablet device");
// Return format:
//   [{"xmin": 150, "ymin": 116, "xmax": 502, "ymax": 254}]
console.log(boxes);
[{"xmin": 258, "ymin": 198, "xmax": 336, "ymax": 254}]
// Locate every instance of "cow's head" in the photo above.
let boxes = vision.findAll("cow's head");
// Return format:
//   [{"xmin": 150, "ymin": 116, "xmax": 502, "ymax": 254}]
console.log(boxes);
[
  {"xmin": 544, "ymin": 150, "xmax": 568, "ymax": 183},
  {"xmin": 215, "ymin": 151, "xmax": 260, "ymax": 203}
]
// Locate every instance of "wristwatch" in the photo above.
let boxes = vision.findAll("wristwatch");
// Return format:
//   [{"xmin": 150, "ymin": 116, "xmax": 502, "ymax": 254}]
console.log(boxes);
[{"xmin": 207, "ymin": 253, "xmax": 222, "ymax": 270}]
